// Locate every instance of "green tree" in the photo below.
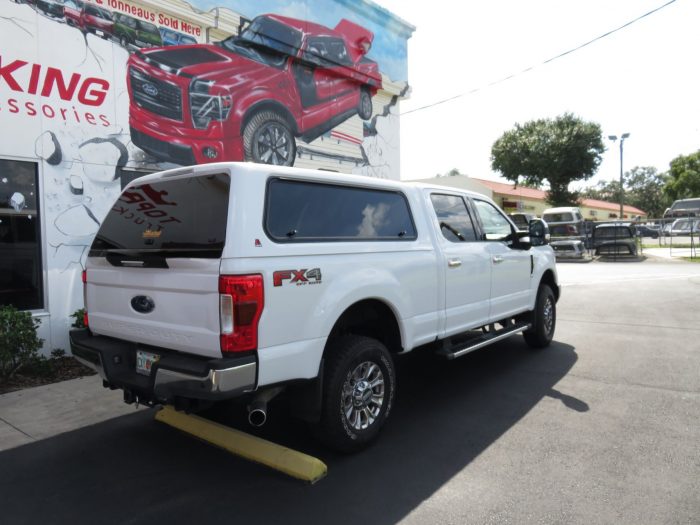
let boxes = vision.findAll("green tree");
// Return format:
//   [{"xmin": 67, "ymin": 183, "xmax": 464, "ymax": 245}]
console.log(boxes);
[
  {"xmin": 624, "ymin": 166, "xmax": 670, "ymax": 218},
  {"xmin": 665, "ymin": 150, "xmax": 700, "ymax": 201},
  {"xmin": 582, "ymin": 167, "xmax": 670, "ymax": 217},
  {"xmin": 491, "ymin": 113, "xmax": 605, "ymax": 206},
  {"xmin": 581, "ymin": 179, "xmax": 621, "ymax": 202}
]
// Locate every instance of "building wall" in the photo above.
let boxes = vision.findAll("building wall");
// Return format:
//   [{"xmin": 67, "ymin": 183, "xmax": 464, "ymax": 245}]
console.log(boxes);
[{"xmin": 0, "ymin": 0, "xmax": 413, "ymax": 352}]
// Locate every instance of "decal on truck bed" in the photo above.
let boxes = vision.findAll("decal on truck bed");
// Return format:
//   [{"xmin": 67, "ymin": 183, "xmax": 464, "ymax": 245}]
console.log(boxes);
[{"xmin": 273, "ymin": 268, "xmax": 322, "ymax": 286}]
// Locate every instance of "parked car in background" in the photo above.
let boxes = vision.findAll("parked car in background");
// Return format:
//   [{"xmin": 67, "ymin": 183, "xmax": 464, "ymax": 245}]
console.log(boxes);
[
  {"xmin": 159, "ymin": 28, "xmax": 198, "ymax": 46},
  {"xmin": 663, "ymin": 198, "xmax": 700, "ymax": 219},
  {"xmin": 62, "ymin": 0, "xmax": 82, "ymax": 25},
  {"xmin": 36, "ymin": 0, "xmax": 65, "ymax": 18},
  {"xmin": 509, "ymin": 213, "xmax": 536, "ymax": 231},
  {"xmin": 669, "ymin": 218, "xmax": 700, "ymax": 236},
  {"xmin": 114, "ymin": 13, "xmax": 162, "ymax": 49},
  {"xmin": 592, "ymin": 223, "xmax": 638, "ymax": 256},
  {"xmin": 633, "ymin": 224, "xmax": 660, "ymax": 239},
  {"xmin": 542, "ymin": 207, "xmax": 586, "ymax": 259},
  {"xmin": 65, "ymin": 3, "xmax": 113, "ymax": 38}
]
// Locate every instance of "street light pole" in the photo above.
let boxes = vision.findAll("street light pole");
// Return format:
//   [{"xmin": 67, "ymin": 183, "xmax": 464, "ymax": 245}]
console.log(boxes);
[{"xmin": 608, "ymin": 133, "xmax": 630, "ymax": 219}]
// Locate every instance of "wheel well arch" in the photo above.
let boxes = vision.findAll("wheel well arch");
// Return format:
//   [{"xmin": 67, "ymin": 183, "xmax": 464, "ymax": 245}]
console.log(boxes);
[
  {"xmin": 540, "ymin": 269, "xmax": 559, "ymax": 301},
  {"xmin": 324, "ymin": 299, "xmax": 403, "ymax": 358},
  {"xmin": 241, "ymin": 101, "xmax": 298, "ymax": 136}
]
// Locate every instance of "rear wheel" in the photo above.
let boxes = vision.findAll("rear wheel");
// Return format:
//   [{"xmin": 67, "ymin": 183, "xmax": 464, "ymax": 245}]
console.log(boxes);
[
  {"xmin": 523, "ymin": 284, "xmax": 556, "ymax": 349},
  {"xmin": 243, "ymin": 110, "xmax": 296, "ymax": 166},
  {"xmin": 357, "ymin": 88, "xmax": 372, "ymax": 120},
  {"xmin": 317, "ymin": 336, "xmax": 395, "ymax": 453}
]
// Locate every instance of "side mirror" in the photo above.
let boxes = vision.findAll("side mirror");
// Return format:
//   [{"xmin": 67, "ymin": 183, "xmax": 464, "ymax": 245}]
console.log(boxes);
[
  {"xmin": 529, "ymin": 218, "xmax": 550, "ymax": 246},
  {"xmin": 517, "ymin": 234, "xmax": 532, "ymax": 251}
]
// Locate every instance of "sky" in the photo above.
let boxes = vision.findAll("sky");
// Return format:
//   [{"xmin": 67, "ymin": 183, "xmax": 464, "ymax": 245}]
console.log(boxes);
[{"xmin": 374, "ymin": 0, "xmax": 700, "ymax": 189}]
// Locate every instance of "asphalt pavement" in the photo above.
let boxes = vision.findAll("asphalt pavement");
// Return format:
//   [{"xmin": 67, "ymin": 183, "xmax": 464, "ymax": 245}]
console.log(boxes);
[{"xmin": 1, "ymin": 258, "xmax": 699, "ymax": 524}]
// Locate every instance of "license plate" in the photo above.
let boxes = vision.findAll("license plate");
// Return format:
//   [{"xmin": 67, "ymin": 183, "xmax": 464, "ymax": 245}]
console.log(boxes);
[
  {"xmin": 136, "ymin": 350, "xmax": 160, "ymax": 376},
  {"xmin": 95, "ymin": 30, "xmax": 104, "ymax": 37}
]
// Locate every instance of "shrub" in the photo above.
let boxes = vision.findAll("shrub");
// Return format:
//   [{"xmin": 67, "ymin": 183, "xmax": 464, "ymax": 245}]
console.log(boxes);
[
  {"xmin": 0, "ymin": 305, "xmax": 44, "ymax": 380},
  {"xmin": 51, "ymin": 348, "xmax": 66, "ymax": 359},
  {"xmin": 71, "ymin": 308, "xmax": 86, "ymax": 329}
]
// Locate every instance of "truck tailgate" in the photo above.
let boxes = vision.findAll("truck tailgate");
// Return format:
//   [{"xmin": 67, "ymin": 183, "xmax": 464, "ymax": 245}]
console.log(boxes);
[{"xmin": 86, "ymin": 258, "xmax": 222, "ymax": 357}]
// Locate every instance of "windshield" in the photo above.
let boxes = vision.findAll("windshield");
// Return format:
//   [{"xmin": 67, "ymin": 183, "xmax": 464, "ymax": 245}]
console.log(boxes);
[
  {"xmin": 90, "ymin": 174, "xmax": 230, "ymax": 258},
  {"xmin": 670, "ymin": 198, "xmax": 700, "ymax": 211},
  {"xmin": 219, "ymin": 16, "xmax": 301, "ymax": 68}
]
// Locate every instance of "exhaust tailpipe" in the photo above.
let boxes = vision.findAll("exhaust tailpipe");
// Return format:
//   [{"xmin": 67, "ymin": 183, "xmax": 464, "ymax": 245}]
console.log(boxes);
[
  {"xmin": 247, "ymin": 386, "xmax": 284, "ymax": 427},
  {"xmin": 248, "ymin": 401, "xmax": 267, "ymax": 427}
]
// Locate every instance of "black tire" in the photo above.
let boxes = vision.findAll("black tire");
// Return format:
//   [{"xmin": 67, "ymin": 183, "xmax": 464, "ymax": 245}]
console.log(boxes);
[
  {"xmin": 523, "ymin": 284, "xmax": 556, "ymax": 349},
  {"xmin": 357, "ymin": 88, "xmax": 372, "ymax": 120},
  {"xmin": 242, "ymin": 110, "xmax": 296, "ymax": 166},
  {"xmin": 317, "ymin": 336, "xmax": 395, "ymax": 453},
  {"xmin": 120, "ymin": 35, "xmax": 128, "ymax": 48}
]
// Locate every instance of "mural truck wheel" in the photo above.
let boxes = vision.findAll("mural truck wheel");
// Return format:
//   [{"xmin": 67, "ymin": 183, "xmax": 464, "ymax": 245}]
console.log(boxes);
[
  {"xmin": 357, "ymin": 88, "xmax": 373, "ymax": 120},
  {"xmin": 243, "ymin": 110, "xmax": 296, "ymax": 167},
  {"xmin": 120, "ymin": 35, "xmax": 128, "ymax": 48}
]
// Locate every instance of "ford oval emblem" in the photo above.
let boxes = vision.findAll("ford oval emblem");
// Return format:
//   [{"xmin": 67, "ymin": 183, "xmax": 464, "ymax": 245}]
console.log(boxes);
[
  {"xmin": 142, "ymin": 82, "xmax": 158, "ymax": 97},
  {"xmin": 131, "ymin": 295, "xmax": 155, "ymax": 314}
]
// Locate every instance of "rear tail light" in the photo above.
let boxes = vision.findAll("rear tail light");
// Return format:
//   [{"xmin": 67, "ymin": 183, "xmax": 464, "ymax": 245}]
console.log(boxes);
[
  {"xmin": 219, "ymin": 274, "xmax": 264, "ymax": 354},
  {"xmin": 82, "ymin": 270, "xmax": 89, "ymax": 328}
]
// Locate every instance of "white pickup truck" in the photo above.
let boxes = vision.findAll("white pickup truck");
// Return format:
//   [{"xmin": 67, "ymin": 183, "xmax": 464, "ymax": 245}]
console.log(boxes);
[{"xmin": 70, "ymin": 163, "xmax": 559, "ymax": 451}]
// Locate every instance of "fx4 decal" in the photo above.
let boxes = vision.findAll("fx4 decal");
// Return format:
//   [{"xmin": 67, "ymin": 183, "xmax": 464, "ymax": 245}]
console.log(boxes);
[{"xmin": 273, "ymin": 268, "xmax": 322, "ymax": 287}]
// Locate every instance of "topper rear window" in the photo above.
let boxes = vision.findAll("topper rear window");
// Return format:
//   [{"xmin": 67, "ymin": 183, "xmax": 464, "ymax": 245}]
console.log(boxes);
[
  {"xmin": 90, "ymin": 173, "xmax": 230, "ymax": 258},
  {"xmin": 265, "ymin": 178, "xmax": 416, "ymax": 242}
]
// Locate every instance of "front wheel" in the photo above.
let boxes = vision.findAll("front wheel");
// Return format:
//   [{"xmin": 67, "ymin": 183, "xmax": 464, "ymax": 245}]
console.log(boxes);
[
  {"xmin": 243, "ymin": 110, "xmax": 296, "ymax": 166},
  {"xmin": 317, "ymin": 336, "xmax": 395, "ymax": 453},
  {"xmin": 523, "ymin": 284, "xmax": 556, "ymax": 349}
]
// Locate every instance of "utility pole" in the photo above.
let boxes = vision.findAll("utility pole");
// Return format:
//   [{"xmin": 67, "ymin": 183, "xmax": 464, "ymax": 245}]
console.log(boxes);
[{"xmin": 608, "ymin": 133, "xmax": 630, "ymax": 219}]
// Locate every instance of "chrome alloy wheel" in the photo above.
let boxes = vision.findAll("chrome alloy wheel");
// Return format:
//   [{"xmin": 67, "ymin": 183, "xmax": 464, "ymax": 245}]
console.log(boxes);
[
  {"xmin": 256, "ymin": 123, "xmax": 292, "ymax": 165},
  {"xmin": 543, "ymin": 296, "xmax": 554, "ymax": 335},
  {"xmin": 342, "ymin": 361, "xmax": 385, "ymax": 431}
]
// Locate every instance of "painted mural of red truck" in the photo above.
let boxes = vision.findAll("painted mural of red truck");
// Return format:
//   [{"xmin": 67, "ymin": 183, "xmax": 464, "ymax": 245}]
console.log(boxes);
[{"xmin": 127, "ymin": 14, "xmax": 382, "ymax": 166}]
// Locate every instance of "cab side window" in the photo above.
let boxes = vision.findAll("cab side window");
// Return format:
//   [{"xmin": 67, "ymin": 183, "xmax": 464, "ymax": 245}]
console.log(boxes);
[
  {"xmin": 473, "ymin": 199, "xmax": 513, "ymax": 241},
  {"xmin": 430, "ymin": 194, "xmax": 477, "ymax": 242}
]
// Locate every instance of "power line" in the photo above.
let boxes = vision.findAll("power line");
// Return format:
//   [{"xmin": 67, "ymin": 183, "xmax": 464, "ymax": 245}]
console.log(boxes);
[{"xmin": 401, "ymin": 0, "xmax": 678, "ymax": 116}]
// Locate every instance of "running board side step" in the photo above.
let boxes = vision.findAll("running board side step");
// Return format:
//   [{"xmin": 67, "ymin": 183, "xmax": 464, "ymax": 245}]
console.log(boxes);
[{"xmin": 436, "ymin": 322, "xmax": 531, "ymax": 360}]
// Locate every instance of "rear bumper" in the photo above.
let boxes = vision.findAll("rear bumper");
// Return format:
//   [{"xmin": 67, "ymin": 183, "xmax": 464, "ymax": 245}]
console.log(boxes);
[{"xmin": 70, "ymin": 329, "xmax": 256, "ymax": 405}]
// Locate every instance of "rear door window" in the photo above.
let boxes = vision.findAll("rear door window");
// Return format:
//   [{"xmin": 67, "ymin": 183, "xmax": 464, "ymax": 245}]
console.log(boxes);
[
  {"xmin": 90, "ymin": 173, "xmax": 230, "ymax": 257},
  {"xmin": 265, "ymin": 178, "xmax": 416, "ymax": 242}
]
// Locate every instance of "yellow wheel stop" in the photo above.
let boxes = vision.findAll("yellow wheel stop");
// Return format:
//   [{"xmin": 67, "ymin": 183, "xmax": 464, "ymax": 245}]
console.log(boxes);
[{"xmin": 155, "ymin": 406, "xmax": 327, "ymax": 483}]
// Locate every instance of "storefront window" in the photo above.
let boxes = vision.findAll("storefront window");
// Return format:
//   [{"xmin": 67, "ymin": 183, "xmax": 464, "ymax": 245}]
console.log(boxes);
[{"xmin": 0, "ymin": 160, "xmax": 43, "ymax": 310}]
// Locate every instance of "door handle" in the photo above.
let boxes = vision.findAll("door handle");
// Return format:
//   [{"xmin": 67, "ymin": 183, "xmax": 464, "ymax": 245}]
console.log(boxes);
[
  {"xmin": 492, "ymin": 256, "xmax": 504, "ymax": 264},
  {"xmin": 448, "ymin": 259, "xmax": 462, "ymax": 268}
]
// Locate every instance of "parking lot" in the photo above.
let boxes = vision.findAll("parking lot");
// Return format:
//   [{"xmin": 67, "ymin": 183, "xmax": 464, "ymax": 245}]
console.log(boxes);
[{"xmin": 1, "ymin": 258, "xmax": 699, "ymax": 524}]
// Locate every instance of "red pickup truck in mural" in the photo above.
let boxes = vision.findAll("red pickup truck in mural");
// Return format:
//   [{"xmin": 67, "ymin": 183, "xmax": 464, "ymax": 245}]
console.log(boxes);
[
  {"xmin": 127, "ymin": 14, "xmax": 382, "ymax": 166},
  {"xmin": 64, "ymin": 2, "xmax": 115, "ymax": 39}
]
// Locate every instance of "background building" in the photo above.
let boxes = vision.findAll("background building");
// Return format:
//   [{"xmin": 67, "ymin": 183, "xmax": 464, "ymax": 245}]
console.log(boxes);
[{"xmin": 0, "ymin": 0, "xmax": 414, "ymax": 352}]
